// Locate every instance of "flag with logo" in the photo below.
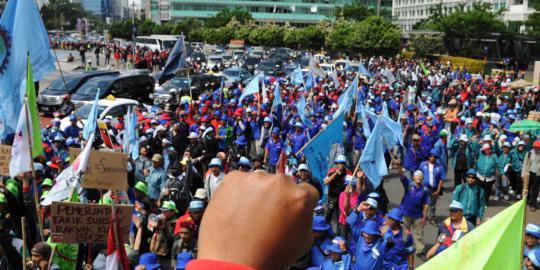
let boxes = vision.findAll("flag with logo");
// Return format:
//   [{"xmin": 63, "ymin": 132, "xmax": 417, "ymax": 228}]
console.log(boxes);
[
  {"xmin": 42, "ymin": 133, "xmax": 95, "ymax": 206},
  {"xmin": 417, "ymin": 199, "xmax": 526, "ymax": 270},
  {"xmin": 0, "ymin": 0, "xmax": 55, "ymax": 138},
  {"xmin": 238, "ymin": 76, "xmax": 259, "ymax": 104},
  {"xmin": 9, "ymin": 102, "xmax": 31, "ymax": 178}
]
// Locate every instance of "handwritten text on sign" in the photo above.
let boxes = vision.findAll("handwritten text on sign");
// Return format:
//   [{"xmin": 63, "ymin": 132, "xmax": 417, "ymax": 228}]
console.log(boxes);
[
  {"xmin": 50, "ymin": 202, "xmax": 133, "ymax": 243},
  {"xmin": 0, "ymin": 145, "xmax": 11, "ymax": 176},
  {"xmin": 69, "ymin": 148, "xmax": 128, "ymax": 190}
]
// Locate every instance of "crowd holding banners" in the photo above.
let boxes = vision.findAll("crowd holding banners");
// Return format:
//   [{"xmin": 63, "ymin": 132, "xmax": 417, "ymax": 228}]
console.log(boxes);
[{"xmin": 2, "ymin": 2, "xmax": 540, "ymax": 270}]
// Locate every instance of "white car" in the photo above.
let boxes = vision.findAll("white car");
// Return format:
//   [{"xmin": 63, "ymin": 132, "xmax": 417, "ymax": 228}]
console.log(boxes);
[{"xmin": 60, "ymin": 97, "xmax": 138, "ymax": 131}]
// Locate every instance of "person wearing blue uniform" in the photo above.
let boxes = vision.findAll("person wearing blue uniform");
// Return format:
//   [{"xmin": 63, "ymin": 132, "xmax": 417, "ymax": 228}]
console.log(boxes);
[
  {"xmin": 382, "ymin": 208, "xmax": 415, "ymax": 270},
  {"xmin": 397, "ymin": 166, "xmax": 430, "ymax": 258},
  {"xmin": 354, "ymin": 220, "xmax": 389, "ymax": 270},
  {"xmin": 291, "ymin": 122, "xmax": 309, "ymax": 155},
  {"xmin": 524, "ymin": 224, "xmax": 540, "ymax": 260},
  {"xmin": 346, "ymin": 198, "xmax": 384, "ymax": 255},
  {"xmin": 265, "ymin": 127, "xmax": 283, "ymax": 173},
  {"xmin": 403, "ymin": 132, "xmax": 422, "ymax": 179},
  {"xmin": 433, "ymin": 129, "xmax": 449, "ymax": 174},
  {"xmin": 418, "ymin": 149, "xmax": 445, "ymax": 223},
  {"xmin": 311, "ymin": 216, "xmax": 333, "ymax": 267},
  {"xmin": 321, "ymin": 237, "xmax": 355, "ymax": 270},
  {"xmin": 63, "ymin": 115, "xmax": 80, "ymax": 142}
]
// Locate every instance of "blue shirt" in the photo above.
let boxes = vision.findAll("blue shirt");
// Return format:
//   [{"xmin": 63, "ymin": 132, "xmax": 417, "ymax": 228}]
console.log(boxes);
[
  {"xmin": 146, "ymin": 166, "xmax": 166, "ymax": 200},
  {"xmin": 291, "ymin": 131, "xmax": 308, "ymax": 154},
  {"xmin": 354, "ymin": 237, "xmax": 386, "ymax": 270},
  {"xmin": 399, "ymin": 176, "xmax": 430, "ymax": 219},
  {"xmin": 310, "ymin": 237, "xmax": 332, "ymax": 267},
  {"xmin": 418, "ymin": 161, "xmax": 445, "ymax": 189},
  {"xmin": 321, "ymin": 254, "xmax": 354, "ymax": 270},
  {"xmin": 433, "ymin": 139, "xmax": 448, "ymax": 171},
  {"xmin": 63, "ymin": 125, "xmax": 80, "ymax": 139},
  {"xmin": 346, "ymin": 211, "xmax": 384, "ymax": 255},
  {"xmin": 403, "ymin": 140, "xmax": 421, "ymax": 172},
  {"xmin": 250, "ymin": 120, "xmax": 261, "ymax": 140},
  {"xmin": 382, "ymin": 228, "xmax": 414, "ymax": 270},
  {"xmin": 265, "ymin": 138, "xmax": 283, "ymax": 166}
]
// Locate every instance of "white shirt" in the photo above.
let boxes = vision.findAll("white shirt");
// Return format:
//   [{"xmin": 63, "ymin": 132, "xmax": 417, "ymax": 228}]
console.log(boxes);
[
  {"xmin": 205, "ymin": 172, "xmax": 225, "ymax": 200},
  {"xmin": 428, "ymin": 163, "xmax": 435, "ymax": 187}
]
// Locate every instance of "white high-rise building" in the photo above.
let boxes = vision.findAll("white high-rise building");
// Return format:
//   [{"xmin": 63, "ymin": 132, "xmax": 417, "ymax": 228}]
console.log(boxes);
[{"xmin": 392, "ymin": 0, "xmax": 536, "ymax": 32}]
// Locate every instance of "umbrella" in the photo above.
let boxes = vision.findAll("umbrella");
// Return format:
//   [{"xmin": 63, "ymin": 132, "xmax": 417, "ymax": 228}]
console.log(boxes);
[
  {"xmin": 507, "ymin": 79, "xmax": 533, "ymax": 89},
  {"xmin": 509, "ymin": 119, "xmax": 540, "ymax": 132}
]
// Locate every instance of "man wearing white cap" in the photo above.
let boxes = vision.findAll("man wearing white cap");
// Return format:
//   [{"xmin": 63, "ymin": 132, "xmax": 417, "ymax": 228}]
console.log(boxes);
[
  {"xmin": 451, "ymin": 134, "xmax": 474, "ymax": 187},
  {"xmin": 204, "ymin": 158, "xmax": 225, "ymax": 200},
  {"xmin": 324, "ymin": 155, "xmax": 352, "ymax": 225}
]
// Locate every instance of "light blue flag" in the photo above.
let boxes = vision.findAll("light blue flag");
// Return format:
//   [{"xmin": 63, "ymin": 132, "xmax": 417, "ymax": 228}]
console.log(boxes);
[
  {"xmin": 380, "ymin": 115, "xmax": 403, "ymax": 150},
  {"xmin": 417, "ymin": 97, "xmax": 435, "ymax": 118},
  {"xmin": 359, "ymin": 102, "xmax": 371, "ymax": 137},
  {"xmin": 358, "ymin": 63, "xmax": 371, "ymax": 77},
  {"xmin": 128, "ymin": 109, "xmax": 139, "ymax": 160},
  {"xmin": 359, "ymin": 119, "xmax": 388, "ymax": 188},
  {"xmin": 366, "ymin": 109, "xmax": 379, "ymax": 124},
  {"xmin": 397, "ymin": 102, "xmax": 406, "ymax": 123},
  {"xmin": 381, "ymin": 101, "xmax": 389, "ymax": 118},
  {"xmin": 272, "ymin": 81, "xmax": 282, "ymax": 111},
  {"xmin": 305, "ymin": 70, "xmax": 314, "ymax": 91},
  {"xmin": 0, "ymin": 0, "xmax": 55, "ymax": 138},
  {"xmin": 82, "ymin": 90, "xmax": 100, "ymax": 141},
  {"xmin": 296, "ymin": 95, "xmax": 313, "ymax": 128},
  {"xmin": 303, "ymin": 112, "xmax": 345, "ymax": 202},
  {"xmin": 334, "ymin": 76, "xmax": 358, "ymax": 117},
  {"xmin": 238, "ymin": 76, "xmax": 259, "ymax": 104},
  {"xmin": 290, "ymin": 66, "xmax": 303, "ymax": 86}
]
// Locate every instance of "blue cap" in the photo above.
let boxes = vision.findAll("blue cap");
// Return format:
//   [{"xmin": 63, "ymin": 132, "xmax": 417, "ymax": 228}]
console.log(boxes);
[
  {"xmin": 294, "ymin": 122, "xmax": 304, "ymax": 129},
  {"xmin": 209, "ymin": 158, "xmax": 222, "ymax": 169},
  {"xmin": 526, "ymin": 223, "xmax": 540, "ymax": 239},
  {"xmin": 361, "ymin": 220, "xmax": 380, "ymax": 235},
  {"xmin": 272, "ymin": 127, "xmax": 280, "ymax": 134},
  {"xmin": 263, "ymin": 116, "xmax": 272, "ymax": 123},
  {"xmin": 449, "ymin": 200, "xmax": 464, "ymax": 210},
  {"xmin": 466, "ymin": 168, "xmax": 477, "ymax": 177},
  {"xmin": 69, "ymin": 115, "xmax": 77, "ymax": 121},
  {"xmin": 429, "ymin": 149, "xmax": 439, "ymax": 158},
  {"xmin": 214, "ymin": 110, "xmax": 221, "ymax": 116},
  {"xmin": 326, "ymin": 242, "xmax": 343, "ymax": 254},
  {"xmin": 188, "ymin": 200, "xmax": 205, "ymax": 212},
  {"xmin": 238, "ymin": 156, "xmax": 251, "ymax": 168},
  {"xmin": 334, "ymin": 155, "xmax": 347, "ymax": 164},
  {"xmin": 345, "ymin": 175, "xmax": 356, "ymax": 186},
  {"xmin": 235, "ymin": 135, "xmax": 248, "ymax": 146},
  {"xmin": 366, "ymin": 198, "xmax": 378, "ymax": 209},
  {"xmin": 387, "ymin": 208, "xmax": 403, "ymax": 223},
  {"xmin": 368, "ymin": 192, "xmax": 380, "ymax": 199},
  {"xmin": 139, "ymin": 252, "xmax": 161, "ymax": 270},
  {"xmin": 66, "ymin": 137, "xmax": 76, "ymax": 146},
  {"xmin": 312, "ymin": 216, "xmax": 330, "ymax": 231},
  {"xmin": 176, "ymin": 252, "xmax": 193, "ymax": 269},
  {"xmin": 220, "ymin": 115, "xmax": 228, "ymax": 121}
]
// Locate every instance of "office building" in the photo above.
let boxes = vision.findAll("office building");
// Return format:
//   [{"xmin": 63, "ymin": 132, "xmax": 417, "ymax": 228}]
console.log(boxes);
[
  {"xmin": 392, "ymin": 0, "xmax": 536, "ymax": 32},
  {"xmin": 148, "ymin": 0, "xmax": 356, "ymax": 25}
]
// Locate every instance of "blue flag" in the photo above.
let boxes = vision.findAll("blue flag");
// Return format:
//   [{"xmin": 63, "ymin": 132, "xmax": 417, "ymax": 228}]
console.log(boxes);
[
  {"xmin": 358, "ymin": 102, "xmax": 371, "ymax": 137},
  {"xmin": 123, "ymin": 107, "xmax": 139, "ymax": 160},
  {"xmin": 379, "ymin": 115, "xmax": 403, "ymax": 151},
  {"xmin": 82, "ymin": 90, "xmax": 100, "ymax": 141},
  {"xmin": 381, "ymin": 101, "xmax": 389, "ymax": 118},
  {"xmin": 290, "ymin": 66, "xmax": 303, "ymax": 86},
  {"xmin": 303, "ymin": 112, "xmax": 345, "ymax": 201},
  {"xmin": 305, "ymin": 70, "xmax": 314, "ymax": 91},
  {"xmin": 296, "ymin": 95, "xmax": 312, "ymax": 129},
  {"xmin": 238, "ymin": 76, "xmax": 259, "ymax": 104},
  {"xmin": 272, "ymin": 81, "xmax": 282, "ymax": 111},
  {"xmin": 359, "ymin": 119, "xmax": 388, "ymax": 188},
  {"xmin": 0, "ymin": 0, "xmax": 55, "ymax": 138},
  {"xmin": 417, "ymin": 97, "xmax": 435, "ymax": 118},
  {"xmin": 358, "ymin": 63, "xmax": 371, "ymax": 77},
  {"xmin": 158, "ymin": 35, "xmax": 187, "ymax": 85},
  {"xmin": 334, "ymin": 76, "xmax": 358, "ymax": 117}
]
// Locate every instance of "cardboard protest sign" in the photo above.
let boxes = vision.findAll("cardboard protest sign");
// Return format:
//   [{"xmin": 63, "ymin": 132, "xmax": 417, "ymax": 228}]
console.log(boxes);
[
  {"xmin": 50, "ymin": 202, "xmax": 133, "ymax": 243},
  {"xmin": 69, "ymin": 148, "xmax": 128, "ymax": 190},
  {"xmin": 0, "ymin": 145, "xmax": 11, "ymax": 176}
]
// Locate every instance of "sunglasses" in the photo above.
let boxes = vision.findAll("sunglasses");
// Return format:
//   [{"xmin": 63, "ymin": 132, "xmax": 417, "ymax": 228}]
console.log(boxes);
[
  {"xmin": 449, "ymin": 208, "xmax": 461, "ymax": 212},
  {"xmin": 412, "ymin": 139, "xmax": 420, "ymax": 142},
  {"xmin": 466, "ymin": 176, "xmax": 475, "ymax": 179}
]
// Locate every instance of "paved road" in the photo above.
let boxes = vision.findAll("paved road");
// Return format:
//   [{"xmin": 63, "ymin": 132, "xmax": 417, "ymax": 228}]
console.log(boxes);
[{"xmin": 40, "ymin": 49, "xmax": 540, "ymax": 268}]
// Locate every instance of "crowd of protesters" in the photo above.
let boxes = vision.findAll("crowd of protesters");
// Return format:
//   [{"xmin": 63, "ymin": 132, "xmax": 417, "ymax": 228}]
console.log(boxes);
[{"xmin": 1, "ymin": 50, "xmax": 540, "ymax": 270}]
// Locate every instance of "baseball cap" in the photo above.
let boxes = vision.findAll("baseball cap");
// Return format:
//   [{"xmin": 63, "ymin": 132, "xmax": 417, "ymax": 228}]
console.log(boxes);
[
  {"xmin": 194, "ymin": 188, "xmax": 207, "ymax": 200},
  {"xmin": 188, "ymin": 200, "xmax": 205, "ymax": 212},
  {"xmin": 134, "ymin": 181, "xmax": 148, "ymax": 195},
  {"xmin": 449, "ymin": 200, "xmax": 464, "ymax": 210},
  {"xmin": 160, "ymin": 201, "xmax": 178, "ymax": 213}
]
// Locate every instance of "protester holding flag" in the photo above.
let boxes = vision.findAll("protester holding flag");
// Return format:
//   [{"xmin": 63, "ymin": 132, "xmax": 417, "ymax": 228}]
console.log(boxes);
[{"xmin": 324, "ymin": 155, "xmax": 352, "ymax": 225}]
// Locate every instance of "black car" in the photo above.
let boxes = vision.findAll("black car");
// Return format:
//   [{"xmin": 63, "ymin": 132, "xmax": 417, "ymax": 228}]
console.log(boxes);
[
  {"xmin": 152, "ymin": 74, "xmax": 221, "ymax": 105},
  {"xmin": 71, "ymin": 73, "xmax": 154, "ymax": 108},
  {"xmin": 37, "ymin": 71, "xmax": 119, "ymax": 114},
  {"xmin": 255, "ymin": 59, "xmax": 284, "ymax": 76},
  {"xmin": 242, "ymin": 56, "xmax": 261, "ymax": 73}
]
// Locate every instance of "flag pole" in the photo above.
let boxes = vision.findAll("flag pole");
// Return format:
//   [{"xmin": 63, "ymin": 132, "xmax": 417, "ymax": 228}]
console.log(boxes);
[
  {"xmin": 109, "ymin": 190, "xmax": 121, "ymax": 269},
  {"xmin": 23, "ymin": 99, "xmax": 45, "ymax": 241},
  {"xmin": 181, "ymin": 32, "xmax": 192, "ymax": 100},
  {"xmin": 519, "ymin": 197, "xmax": 527, "ymax": 268},
  {"xmin": 22, "ymin": 217, "xmax": 27, "ymax": 270},
  {"xmin": 295, "ymin": 111, "xmax": 343, "ymax": 157}
]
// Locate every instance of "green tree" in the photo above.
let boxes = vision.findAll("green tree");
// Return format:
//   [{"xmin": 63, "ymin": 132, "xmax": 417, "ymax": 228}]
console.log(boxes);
[
  {"xmin": 326, "ymin": 19, "xmax": 361, "ymax": 53},
  {"xmin": 356, "ymin": 16, "xmax": 401, "ymax": 56},
  {"xmin": 526, "ymin": 3, "xmax": 540, "ymax": 36},
  {"xmin": 108, "ymin": 19, "xmax": 132, "ymax": 39},
  {"xmin": 40, "ymin": 0, "xmax": 86, "ymax": 30},
  {"xmin": 138, "ymin": 20, "xmax": 156, "ymax": 36},
  {"xmin": 408, "ymin": 33, "xmax": 445, "ymax": 57},
  {"xmin": 334, "ymin": 1, "xmax": 373, "ymax": 21},
  {"xmin": 422, "ymin": 3, "xmax": 509, "ymax": 57},
  {"xmin": 205, "ymin": 8, "xmax": 253, "ymax": 28},
  {"xmin": 172, "ymin": 18, "xmax": 204, "ymax": 36}
]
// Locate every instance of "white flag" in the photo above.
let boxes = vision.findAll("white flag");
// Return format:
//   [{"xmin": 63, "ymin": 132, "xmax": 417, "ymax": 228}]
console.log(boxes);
[
  {"xmin": 261, "ymin": 77, "xmax": 269, "ymax": 103},
  {"xmin": 9, "ymin": 103, "xmax": 32, "ymax": 178},
  {"xmin": 309, "ymin": 55, "xmax": 326, "ymax": 78},
  {"xmin": 41, "ymin": 133, "xmax": 95, "ymax": 206},
  {"xmin": 331, "ymin": 69, "xmax": 340, "ymax": 87}
]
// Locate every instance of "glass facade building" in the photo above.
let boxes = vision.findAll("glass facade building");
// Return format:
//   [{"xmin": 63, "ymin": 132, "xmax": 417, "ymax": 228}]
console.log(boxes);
[{"xmin": 148, "ymin": 0, "xmax": 357, "ymax": 24}]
